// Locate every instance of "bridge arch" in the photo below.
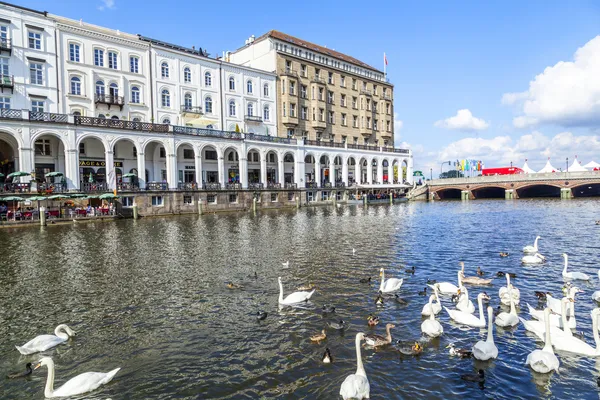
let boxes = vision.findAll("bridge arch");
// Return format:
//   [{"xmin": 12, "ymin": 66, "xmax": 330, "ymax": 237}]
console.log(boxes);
[
  {"xmin": 435, "ymin": 188, "xmax": 462, "ymax": 200},
  {"xmin": 516, "ymin": 184, "xmax": 562, "ymax": 198},
  {"xmin": 571, "ymin": 182, "xmax": 600, "ymax": 197},
  {"xmin": 471, "ymin": 186, "xmax": 506, "ymax": 199}
]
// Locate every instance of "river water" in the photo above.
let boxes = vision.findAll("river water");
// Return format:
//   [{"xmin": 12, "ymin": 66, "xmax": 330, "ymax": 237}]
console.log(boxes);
[{"xmin": 1, "ymin": 199, "xmax": 600, "ymax": 399}]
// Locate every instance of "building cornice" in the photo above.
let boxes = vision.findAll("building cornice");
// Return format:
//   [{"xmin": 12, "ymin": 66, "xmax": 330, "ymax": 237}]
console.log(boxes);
[
  {"xmin": 57, "ymin": 23, "xmax": 149, "ymax": 50},
  {"xmin": 154, "ymin": 49, "xmax": 218, "ymax": 69}
]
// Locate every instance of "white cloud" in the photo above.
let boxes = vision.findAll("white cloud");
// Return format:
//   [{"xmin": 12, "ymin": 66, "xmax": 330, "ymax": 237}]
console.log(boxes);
[
  {"xmin": 434, "ymin": 109, "xmax": 489, "ymax": 132},
  {"xmin": 393, "ymin": 113, "xmax": 404, "ymax": 147},
  {"xmin": 98, "ymin": 0, "xmax": 115, "ymax": 11},
  {"xmin": 505, "ymin": 35, "xmax": 600, "ymax": 128}
]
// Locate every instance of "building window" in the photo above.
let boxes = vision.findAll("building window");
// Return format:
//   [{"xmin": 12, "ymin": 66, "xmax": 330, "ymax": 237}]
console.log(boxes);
[
  {"xmin": 98, "ymin": 114, "xmax": 106, "ymax": 119},
  {"xmin": 131, "ymin": 86, "xmax": 140, "ymax": 103},
  {"xmin": 352, "ymin": 97, "xmax": 357, "ymax": 109},
  {"xmin": 228, "ymin": 194, "xmax": 238, "ymax": 203},
  {"xmin": 290, "ymin": 103, "xmax": 296, "ymax": 117},
  {"xmin": 328, "ymin": 111, "xmax": 334, "ymax": 124},
  {"xmin": 122, "ymin": 196, "xmax": 134, "ymax": 207},
  {"xmin": 183, "ymin": 195, "xmax": 192, "ymax": 205},
  {"xmin": 373, "ymin": 85, "xmax": 378, "ymax": 95},
  {"xmin": 328, "ymin": 72, "xmax": 334, "ymax": 84},
  {"xmin": 341, "ymin": 94, "xmax": 346, "ymax": 107},
  {"xmin": 79, "ymin": 142, "xmax": 85, "ymax": 155},
  {"xmin": 0, "ymin": 57, "xmax": 8, "ymax": 76},
  {"xmin": 328, "ymin": 91, "xmax": 334, "ymax": 104},
  {"xmin": 319, "ymin": 108, "xmax": 324, "ymax": 121},
  {"xmin": 161, "ymin": 62, "xmax": 169, "ymax": 78},
  {"xmin": 282, "ymin": 102, "xmax": 286, "ymax": 117},
  {"xmin": 352, "ymin": 78, "xmax": 357, "ymax": 90},
  {"xmin": 301, "ymin": 106, "xmax": 307, "ymax": 120},
  {"xmin": 204, "ymin": 71, "xmax": 212, "ymax": 86},
  {"xmin": 108, "ymin": 51, "xmax": 118, "ymax": 69},
  {"xmin": 29, "ymin": 63, "xmax": 43, "ymax": 85},
  {"xmin": 301, "ymin": 64, "xmax": 307, "ymax": 77},
  {"xmin": 247, "ymin": 80, "xmax": 253, "ymax": 94},
  {"xmin": 318, "ymin": 88, "xmax": 324, "ymax": 101},
  {"xmin": 229, "ymin": 100, "xmax": 236, "ymax": 116},
  {"xmin": 205, "ymin": 150, "xmax": 217, "ymax": 160},
  {"xmin": 263, "ymin": 83, "xmax": 269, "ymax": 97},
  {"xmin": 207, "ymin": 194, "xmax": 216, "ymax": 203},
  {"xmin": 263, "ymin": 106, "xmax": 270, "ymax": 121},
  {"xmin": 28, "ymin": 30, "xmax": 41, "ymax": 49},
  {"xmin": 162, "ymin": 118, "xmax": 170, "ymax": 124},
  {"xmin": 161, "ymin": 89, "xmax": 170, "ymax": 108},
  {"xmin": 31, "ymin": 99, "xmax": 44, "ymax": 113},
  {"xmin": 183, "ymin": 148, "xmax": 194, "ymax": 159},
  {"xmin": 387, "ymin": 120, "xmax": 391, "ymax": 132},
  {"xmin": 184, "ymin": 93, "xmax": 192, "ymax": 110},
  {"xmin": 247, "ymin": 102, "xmax": 254, "ymax": 116},
  {"xmin": 0, "ymin": 96, "xmax": 11, "ymax": 109},
  {"xmin": 109, "ymin": 82, "xmax": 118, "ymax": 97},
  {"xmin": 285, "ymin": 60, "xmax": 292, "ymax": 72},
  {"xmin": 34, "ymin": 139, "xmax": 51, "ymax": 156},
  {"xmin": 70, "ymin": 77, "xmax": 81, "ymax": 95},
  {"xmin": 183, "ymin": 67, "xmax": 191, "ymax": 83},
  {"xmin": 95, "ymin": 80, "xmax": 105, "ymax": 95},
  {"xmin": 287, "ymin": 128, "xmax": 295, "ymax": 138},
  {"xmin": 271, "ymin": 193, "xmax": 278, "ymax": 202},
  {"xmin": 205, "ymin": 96, "xmax": 212, "ymax": 113},
  {"xmin": 94, "ymin": 48, "xmax": 104, "ymax": 67},
  {"xmin": 341, "ymin": 113, "xmax": 347, "ymax": 126},
  {"xmin": 132, "ymin": 117, "xmax": 141, "ymax": 122},
  {"xmin": 229, "ymin": 76, "xmax": 235, "ymax": 91},
  {"xmin": 353, "ymin": 115, "xmax": 358, "ymax": 128},
  {"xmin": 69, "ymin": 43, "xmax": 80, "ymax": 62},
  {"xmin": 151, "ymin": 196, "xmax": 163, "ymax": 206},
  {"xmin": 289, "ymin": 81, "xmax": 295, "ymax": 95},
  {"xmin": 130, "ymin": 56, "xmax": 139, "ymax": 73},
  {"xmin": 386, "ymin": 103, "xmax": 391, "ymax": 114},
  {"xmin": 300, "ymin": 85, "xmax": 307, "ymax": 99},
  {"xmin": 341, "ymin": 75, "xmax": 346, "ymax": 87}
]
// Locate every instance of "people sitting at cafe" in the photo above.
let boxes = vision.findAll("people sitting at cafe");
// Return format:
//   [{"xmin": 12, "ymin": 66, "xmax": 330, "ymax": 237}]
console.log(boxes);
[{"xmin": 0, "ymin": 204, "xmax": 7, "ymax": 213}]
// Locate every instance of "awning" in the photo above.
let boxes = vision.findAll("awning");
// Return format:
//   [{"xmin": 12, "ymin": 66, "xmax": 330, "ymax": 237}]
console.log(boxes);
[
  {"xmin": 185, "ymin": 115, "xmax": 218, "ymax": 128},
  {"xmin": 354, "ymin": 184, "xmax": 410, "ymax": 189}
]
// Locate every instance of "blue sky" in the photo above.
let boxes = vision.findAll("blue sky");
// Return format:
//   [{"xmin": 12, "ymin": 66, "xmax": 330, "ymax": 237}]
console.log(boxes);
[{"xmin": 12, "ymin": 0, "xmax": 600, "ymax": 174}]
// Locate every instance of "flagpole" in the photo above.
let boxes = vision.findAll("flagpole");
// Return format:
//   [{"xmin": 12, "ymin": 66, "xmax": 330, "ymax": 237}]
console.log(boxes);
[{"xmin": 383, "ymin": 52, "xmax": 387, "ymax": 78}]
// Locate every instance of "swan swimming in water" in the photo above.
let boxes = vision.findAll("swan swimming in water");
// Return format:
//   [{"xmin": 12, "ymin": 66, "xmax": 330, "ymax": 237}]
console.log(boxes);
[
  {"xmin": 445, "ymin": 292, "xmax": 490, "ymax": 328},
  {"xmin": 421, "ymin": 295, "xmax": 443, "ymax": 337},
  {"xmin": 527, "ymin": 300, "xmax": 576, "ymax": 329},
  {"xmin": 520, "ymin": 298, "xmax": 574, "ymax": 342},
  {"xmin": 472, "ymin": 307, "xmax": 498, "ymax": 360},
  {"xmin": 562, "ymin": 254, "xmax": 590, "ymax": 281},
  {"xmin": 421, "ymin": 284, "xmax": 442, "ymax": 316},
  {"xmin": 277, "ymin": 277, "xmax": 315, "ymax": 305},
  {"xmin": 34, "ymin": 357, "xmax": 120, "ymax": 398},
  {"xmin": 378, "ymin": 268, "xmax": 403, "ymax": 293},
  {"xmin": 340, "ymin": 333, "xmax": 370, "ymax": 400},
  {"xmin": 521, "ymin": 253, "xmax": 546, "ymax": 265},
  {"xmin": 526, "ymin": 308, "xmax": 560, "ymax": 374},
  {"xmin": 456, "ymin": 286, "xmax": 475, "ymax": 314},
  {"xmin": 545, "ymin": 307, "xmax": 600, "ymax": 356},
  {"xmin": 16, "ymin": 324, "xmax": 76, "ymax": 355},
  {"xmin": 523, "ymin": 236, "xmax": 541, "ymax": 253},
  {"xmin": 429, "ymin": 271, "xmax": 462, "ymax": 295},
  {"xmin": 499, "ymin": 274, "xmax": 520, "ymax": 306}
]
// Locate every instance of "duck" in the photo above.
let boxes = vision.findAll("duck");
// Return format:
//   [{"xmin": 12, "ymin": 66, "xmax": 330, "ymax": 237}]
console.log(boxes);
[
  {"xmin": 596, "ymin": 221, "xmax": 600, "ymax": 225},
  {"xmin": 7, "ymin": 363, "xmax": 33, "ymax": 379},
  {"xmin": 499, "ymin": 252, "xmax": 509, "ymax": 257},
  {"xmin": 426, "ymin": 278, "xmax": 437, "ymax": 285},
  {"xmin": 421, "ymin": 284, "xmax": 442, "ymax": 316},
  {"xmin": 339, "ymin": 333, "xmax": 369, "ymax": 400},
  {"xmin": 322, "ymin": 348, "xmax": 332, "ymax": 363},
  {"xmin": 328, "ymin": 320, "xmax": 346, "ymax": 330},
  {"xmin": 367, "ymin": 315, "xmax": 380, "ymax": 327},
  {"xmin": 227, "ymin": 282, "xmax": 243, "ymax": 289},
  {"xmin": 535, "ymin": 291, "xmax": 550, "ymax": 301},
  {"xmin": 378, "ymin": 268, "xmax": 403, "ymax": 293},
  {"xmin": 297, "ymin": 283, "xmax": 315, "ymax": 291},
  {"xmin": 456, "ymin": 286, "xmax": 475, "ymax": 314},
  {"xmin": 256, "ymin": 311, "xmax": 268, "ymax": 321},
  {"xmin": 521, "ymin": 253, "xmax": 546, "ymax": 264},
  {"xmin": 310, "ymin": 330, "xmax": 327, "ymax": 343},
  {"xmin": 405, "ymin": 266, "xmax": 415, "ymax": 274},
  {"xmin": 418, "ymin": 287, "xmax": 427, "ymax": 296},
  {"xmin": 525, "ymin": 308, "xmax": 560, "ymax": 374},
  {"xmin": 495, "ymin": 287, "xmax": 519, "ymax": 328},
  {"xmin": 499, "ymin": 274, "xmax": 520, "ymax": 306},
  {"xmin": 523, "ymin": 236, "xmax": 541, "ymax": 253},
  {"xmin": 445, "ymin": 293, "xmax": 490, "ymax": 328},
  {"xmin": 476, "ymin": 267, "xmax": 486, "ymax": 276},
  {"xmin": 394, "ymin": 294, "xmax": 408, "ymax": 305},
  {"xmin": 496, "ymin": 271, "xmax": 516, "ymax": 278},
  {"xmin": 562, "ymin": 253, "xmax": 590, "ymax": 281},
  {"xmin": 461, "ymin": 369, "xmax": 485, "ymax": 383},
  {"xmin": 34, "ymin": 357, "xmax": 120, "ymax": 398},
  {"xmin": 365, "ymin": 323, "xmax": 395, "ymax": 347},
  {"xmin": 359, "ymin": 277, "xmax": 371, "ymax": 283},
  {"xmin": 446, "ymin": 343, "xmax": 472, "ymax": 358},
  {"xmin": 375, "ymin": 294, "xmax": 385, "ymax": 306},
  {"xmin": 411, "ymin": 342, "xmax": 423, "ymax": 355},
  {"xmin": 421, "ymin": 295, "xmax": 443, "ymax": 337},
  {"xmin": 16, "ymin": 324, "xmax": 77, "ymax": 355},
  {"xmin": 396, "ymin": 341, "xmax": 423, "ymax": 356},
  {"xmin": 460, "ymin": 271, "xmax": 493, "ymax": 285},
  {"xmin": 278, "ymin": 277, "xmax": 315, "ymax": 305},
  {"xmin": 528, "ymin": 300, "xmax": 576, "ymax": 329},
  {"xmin": 429, "ymin": 271, "xmax": 462, "ymax": 295},
  {"xmin": 322, "ymin": 305, "xmax": 336, "ymax": 314},
  {"xmin": 472, "ymin": 307, "xmax": 499, "ymax": 360}
]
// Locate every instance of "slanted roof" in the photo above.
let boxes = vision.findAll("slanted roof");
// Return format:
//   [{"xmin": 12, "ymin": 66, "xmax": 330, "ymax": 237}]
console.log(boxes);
[
  {"xmin": 538, "ymin": 160, "xmax": 557, "ymax": 173},
  {"xmin": 522, "ymin": 160, "xmax": 536, "ymax": 174},
  {"xmin": 253, "ymin": 30, "xmax": 382, "ymax": 73},
  {"xmin": 568, "ymin": 158, "xmax": 588, "ymax": 172},
  {"xmin": 584, "ymin": 161, "xmax": 600, "ymax": 169}
]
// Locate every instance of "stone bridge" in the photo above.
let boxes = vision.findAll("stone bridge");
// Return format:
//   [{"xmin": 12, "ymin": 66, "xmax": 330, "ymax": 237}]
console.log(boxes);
[{"xmin": 422, "ymin": 172, "xmax": 600, "ymax": 200}]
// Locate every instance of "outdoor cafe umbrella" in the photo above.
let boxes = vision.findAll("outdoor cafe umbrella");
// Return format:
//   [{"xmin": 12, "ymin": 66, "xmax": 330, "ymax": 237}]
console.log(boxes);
[
  {"xmin": 44, "ymin": 171, "xmax": 64, "ymax": 178},
  {"xmin": 29, "ymin": 196, "xmax": 48, "ymax": 215},
  {"xmin": 88, "ymin": 172, "xmax": 94, "ymax": 183},
  {"xmin": 47, "ymin": 194, "xmax": 70, "ymax": 219},
  {"xmin": 99, "ymin": 193, "xmax": 118, "ymax": 200},
  {"xmin": 0, "ymin": 172, "xmax": 4, "ymax": 178},
  {"xmin": 122, "ymin": 173, "xmax": 137, "ymax": 178},
  {"xmin": 7, "ymin": 171, "xmax": 30, "ymax": 179},
  {"xmin": 1, "ymin": 196, "xmax": 25, "ymax": 220}
]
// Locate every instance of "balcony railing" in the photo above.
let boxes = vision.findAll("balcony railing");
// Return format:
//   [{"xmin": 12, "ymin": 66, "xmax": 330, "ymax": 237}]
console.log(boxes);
[
  {"xmin": 80, "ymin": 182, "xmax": 108, "ymax": 193},
  {"xmin": 30, "ymin": 112, "xmax": 69, "ymax": 123},
  {"xmin": 75, "ymin": 116, "xmax": 170, "ymax": 132},
  {"xmin": 284, "ymin": 183, "xmax": 297, "ymax": 189},
  {"xmin": 95, "ymin": 94, "xmax": 125, "ymax": 108},
  {"xmin": 245, "ymin": 115, "xmax": 263, "ymax": 123},
  {"xmin": 38, "ymin": 182, "xmax": 67, "ymax": 194},
  {"xmin": 248, "ymin": 182, "xmax": 264, "ymax": 190},
  {"xmin": 117, "ymin": 182, "xmax": 140, "ymax": 191},
  {"xmin": 335, "ymin": 182, "xmax": 346, "ymax": 188},
  {"xmin": 0, "ymin": 74, "xmax": 14, "ymax": 89},
  {"xmin": 0, "ymin": 108, "xmax": 22, "ymax": 120},
  {"xmin": 321, "ymin": 182, "xmax": 333, "ymax": 189},
  {"xmin": 347, "ymin": 143, "xmax": 379, "ymax": 151},
  {"xmin": 394, "ymin": 148, "xmax": 410, "ymax": 154},
  {"xmin": 305, "ymin": 182, "xmax": 318, "ymax": 189},
  {"xmin": 225, "ymin": 183, "xmax": 242, "ymax": 190},
  {"xmin": 146, "ymin": 182, "xmax": 168, "ymax": 191},
  {"xmin": 282, "ymin": 69, "xmax": 298, "ymax": 77},
  {"xmin": 177, "ymin": 182, "xmax": 198, "ymax": 190},
  {"xmin": 0, "ymin": 38, "xmax": 11, "ymax": 53},
  {"xmin": 311, "ymin": 76, "xmax": 326, "ymax": 84},
  {"xmin": 360, "ymin": 89, "xmax": 372, "ymax": 96},
  {"xmin": 1, "ymin": 182, "xmax": 31, "ymax": 193},
  {"xmin": 246, "ymin": 133, "xmax": 296, "ymax": 144},
  {"xmin": 203, "ymin": 182, "xmax": 221, "ymax": 190},
  {"xmin": 267, "ymin": 182, "xmax": 281, "ymax": 189},
  {"xmin": 181, "ymin": 105, "xmax": 203, "ymax": 114},
  {"xmin": 172, "ymin": 125, "xmax": 242, "ymax": 140}
]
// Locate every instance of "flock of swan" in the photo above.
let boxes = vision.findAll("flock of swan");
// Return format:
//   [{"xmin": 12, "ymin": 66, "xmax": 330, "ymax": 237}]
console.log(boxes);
[{"xmin": 277, "ymin": 236, "xmax": 600, "ymax": 399}]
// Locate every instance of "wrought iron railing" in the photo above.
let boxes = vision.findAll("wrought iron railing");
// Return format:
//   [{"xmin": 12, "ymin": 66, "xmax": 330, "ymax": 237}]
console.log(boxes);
[
  {"xmin": 172, "ymin": 125, "xmax": 243, "ymax": 140},
  {"xmin": 321, "ymin": 182, "xmax": 333, "ymax": 188},
  {"xmin": 1, "ymin": 182, "xmax": 31, "ymax": 193},
  {"xmin": 305, "ymin": 182, "xmax": 318, "ymax": 189},
  {"xmin": 0, "ymin": 74, "xmax": 14, "ymax": 87},
  {"xmin": 75, "ymin": 116, "xmax": 170, "ymax": 132},
  {"xmin": 146, "ymin": 182, "xmax": 169, "ymax": 191},
  {"xmin": 203, "ymin": 182, "xmax": 221, "ymax": 190},
  {"xmin": 393, "ymin": 148, "xmax": 410, "ymax": 154},
  {"xmin": 30, "ymin": 112, "xmax": 69, "ymax": 123},
  {"xmin": 347, "ymin": 143, "xmax": 379, "ymax": 151},
  {"xmin": 177, "ymin": 182, "xmax": 198, "ymax": 190},
  {"xmin": 267, "ymin": 183, "xmax": 281, "ymax": 189},
  {"xmin": 0, "ymin": 108, "xmax": 22, "ymax": 120},
  {"xmin": 117, "ymin": 182, "xmax": 139, "ymax": 191},
  {"xmin": 80, "ymin": 182, "xmax": 108, "ymax": 192},
  {"xmin": 246, "ymin": 133, "xmax": 296, "ymax": 144},
  {"xmin": 38, "ymin": 182, "xmax": 67, "ymax": 193},
  {"xmin": 335, "ymin": 182, "xmax": 346, "ymax": 188},
  {"xmin": 248, "ymin": 182, "xmax": 263, "ymax": 190},
  {"xmin": 284, "ymin": 183, "xmax": 297, "ymax": 189},
  {"xmin": 245, "ymin": 115, "xmax": 263, "ymax": 122},
  {"xmin": 95, "ymin": 94, "xmax": 124, "ymax": 106},
  {"xmin": 180, "ymin": 105, "xmax": 203, "ymax": 114},
  {"xmin": 225, "ymin": 183, "xmax": 242, "ymax": 190}
]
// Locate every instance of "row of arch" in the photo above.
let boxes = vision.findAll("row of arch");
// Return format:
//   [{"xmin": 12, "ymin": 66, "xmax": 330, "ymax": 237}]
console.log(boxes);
[{"xmin": 434, "ymin": 184, "xmax": 600, "ymax": 199}]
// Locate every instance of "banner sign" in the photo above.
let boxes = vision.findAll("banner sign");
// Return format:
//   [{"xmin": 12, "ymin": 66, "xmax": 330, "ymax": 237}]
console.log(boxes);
[
  {"xmin": 413, "ymin": 170, "xmax": 424, "ymax": 177},
  {"xmin": 79, "ymin": 160, "xmax": 123, "ymax": 167}
]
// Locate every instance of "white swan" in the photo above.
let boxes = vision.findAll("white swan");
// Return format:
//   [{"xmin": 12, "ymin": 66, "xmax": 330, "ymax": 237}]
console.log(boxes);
[
  {"xmin": 445, "ymin": 292, "xmax": 490, "ymax": 328},
  {"xmin": 523, "ymin": 236, "xmax": 541, "ymax": 253},
  {"xmin": 526, "ymin": 308, "xmax": 560, "ymax": 374},
  {"xmin": 378, "ymin": 268, "xmax": 403, "ymax": 293},
  {"xmin": 547, "ymin": 308, "xmax": 600, "ymax": 356},
  {"xmin": 547, "ymin": 286, "xmax": 581, "ymax": 316},
  {"xmin": 592, "ymin": 271, "xmax": 600, "ymax": 302},
  {"xmin": 495, "ymin": 287, "xmax": 519, "ymax": 327},
  {"xmin": 429, "ymin": 271, "xmax": 461, "ymax": 295},
  {"xmin": 499, "ymin": 274, "xmax": 520, "ymax": 306},
  {"xmin": 472, "ymin": 307, "xmax": 498, "ymax": 360},
  {"xmin": 521, "ymin": 253, "xmax": 546, "ymax": 265},
  {"xmin": 520, "ymin": 298, "xmax": 574, "ymax": 342},
  {"xmin": 456, "ymin": 286, "xmax": 475, "ymax": 314},
  {"xmin": 16, "ymin": 325, "xmax": 76, "ymax": 355},
  {"xmin": 34, "ymin": 357, "xmax": 120, "ymax": 398},
  {"xmin": 421, "ymin": 284, "xmax": 442, "ymax": 316},
  {"xmin": 421, "ymin": 295, "xmax": 443, "ymax": 337},
  {"xmin": 278, "ymin": 277, "xmax": 315, "ymax": 305},
  {"xmin": 528, "ymin": 300, "xmax": 576, "ymax": 329},
  {"xmin": 340, "ymin": 333, "xmax": 370, "ymax": 400},
  {"xmin": 562, "ymin": 254, "xmax": 590, "ymax": 281}
]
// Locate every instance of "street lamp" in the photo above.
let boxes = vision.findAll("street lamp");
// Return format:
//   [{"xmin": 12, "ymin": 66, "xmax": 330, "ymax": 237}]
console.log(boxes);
[
  {"xmin": 566, "ymin": 157, "xmax": 569, "ymax": 173},
  {"xmin": 440, "ymin": 161, "xmax": 451, "ymax": 178},
  {"xmin": 430, "ymin": 168, "xmax": 433, "ymax": 181},
  {"xmin": 510, "ymin": 161, "xmax": 513, "ymax": 168}
]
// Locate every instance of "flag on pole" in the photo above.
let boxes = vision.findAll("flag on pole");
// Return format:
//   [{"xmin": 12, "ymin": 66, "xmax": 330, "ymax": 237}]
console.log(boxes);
[{"xmin": 384, "ymin": 53, "xmax": 388, "ymax": 65}]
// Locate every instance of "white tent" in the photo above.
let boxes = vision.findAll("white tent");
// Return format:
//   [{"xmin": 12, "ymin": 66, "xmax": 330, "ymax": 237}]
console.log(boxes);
[
  {"xmin": 568, "ymin": 158, "xmax": 588, "ymax": 172},
  {"xmin": 538, "ymin": 160, "xmax": 557, "ymax": 173},
  {"xmin": 584, "ymin": 161, "xmax": 600, "ymax": 170},
  {"xmin": 522, "ymin": 160, "xmax": 536, "ymax": 174}
]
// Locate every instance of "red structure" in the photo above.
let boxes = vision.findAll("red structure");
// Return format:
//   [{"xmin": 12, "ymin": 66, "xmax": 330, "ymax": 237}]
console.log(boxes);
[{"xmin": 481, "ymin": 167, "xmax": 524, "ymax": 176}]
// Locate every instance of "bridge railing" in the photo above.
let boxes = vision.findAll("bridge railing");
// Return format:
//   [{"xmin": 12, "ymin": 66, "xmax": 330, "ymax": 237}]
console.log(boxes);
[{"xmin": 429, "ymin": 171, "xmax": 600, "ymax": 186}]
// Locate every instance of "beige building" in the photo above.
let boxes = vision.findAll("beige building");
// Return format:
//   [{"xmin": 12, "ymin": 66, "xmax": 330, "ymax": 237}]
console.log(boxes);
[{"xmin": 229, "ymin": 30, "xmax": 394, "ymax": 147}]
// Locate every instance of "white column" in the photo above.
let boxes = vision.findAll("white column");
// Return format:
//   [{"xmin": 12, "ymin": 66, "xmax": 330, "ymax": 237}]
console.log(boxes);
[
  {"xmin": 295, "ymin": 158, "xmax": 304, "ymax": 187},
  {"xmin": 167, "ymin": 153, "xmax": 177, "ymax": 190},
  {"xmin": 218, "ymin": 156, "xmax": 225, "ymax": 186},
  {"xmin": 314, "ymin": 159, "xmax": 321, "ymax": 187},
  {"xmin": 260, "ymin": 154, "xmax": 267, "ymax": 185},
  {"xmin": 342, "ymin": 158, "xmax": 349, "ymax": 185},
  {"xmin": 194, "ymin": 154, "xmax": 202, "ymax": 188},
  {"xmin": 19, "ymin": 147, "xmax": 34, "ymax": 178},
  {"xmin": 278, "ymin": 158, "xmax": 285, "ymax": 185},
  {"xmin": 355, "ymin": 161, "xmax": 361, "ymax": 184},
  {"xmin": 137, "ymin": 152, "xmax": 146, "ymax": 189},
  {"xmin": 240, "ymin": 156, "xmax": 248, "ymax": 189},
  {"xmin": 105, "ymin": 150, "xmax": 115, "ymax": 190},
  {"xmin": 407, "ymin": 156, "xmax": 414, "ymax": 184},
  {"xmin": 329, "ymin": 159, "xmax": 335, "ymax": 185},
  {"xmin": 367, "ymin": 160, "xmax": 373, "ymax": 184},
  {"xmin": 377, "ymin": 160, "xmax": 383, "ymax": 184},
  {"xmin": 65, "ymin": 149, "xmax": 78, "ymax": 190}
]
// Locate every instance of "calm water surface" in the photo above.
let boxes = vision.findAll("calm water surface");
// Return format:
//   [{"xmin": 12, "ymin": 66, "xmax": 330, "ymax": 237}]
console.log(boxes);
[{"xmin": 1, "ymin": 199, "xmax": 600, "ymax": 399}]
